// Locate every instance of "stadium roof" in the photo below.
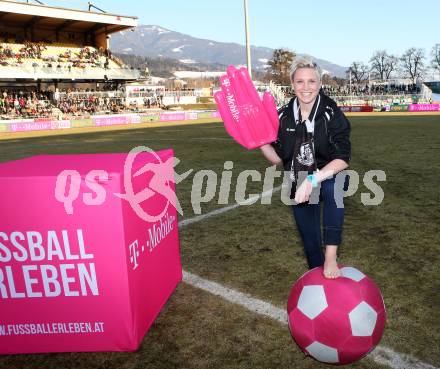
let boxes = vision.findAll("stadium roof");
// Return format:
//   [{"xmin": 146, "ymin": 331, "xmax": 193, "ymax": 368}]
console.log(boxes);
[{"xmin": 0, "ymin": 0, "xmax": 138, "ymax": 35}]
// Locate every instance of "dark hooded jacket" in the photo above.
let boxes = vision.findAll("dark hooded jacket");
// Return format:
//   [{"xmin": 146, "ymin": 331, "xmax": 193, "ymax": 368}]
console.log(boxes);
[{"xmin": 271, "ymin": 91, "xmax": 351, "ymax": 172}]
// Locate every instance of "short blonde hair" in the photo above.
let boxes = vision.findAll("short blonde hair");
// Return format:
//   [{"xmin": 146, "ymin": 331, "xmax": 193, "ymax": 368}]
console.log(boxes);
[{"xmin": 290, "ymin": 57, "xmax": 322, "ymax": 82}]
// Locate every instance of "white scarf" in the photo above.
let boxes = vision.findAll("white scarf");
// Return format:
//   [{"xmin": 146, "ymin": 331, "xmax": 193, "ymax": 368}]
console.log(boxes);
[{"xmin": 293, "ymin": 94, "xmax": 321, "ymax": 135}]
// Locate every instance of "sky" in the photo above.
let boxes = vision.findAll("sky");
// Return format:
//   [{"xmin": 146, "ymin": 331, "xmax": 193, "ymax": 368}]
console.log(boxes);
[{"xmin": 34, "ymin": 0, "xmax": 440, "ymax": 68}]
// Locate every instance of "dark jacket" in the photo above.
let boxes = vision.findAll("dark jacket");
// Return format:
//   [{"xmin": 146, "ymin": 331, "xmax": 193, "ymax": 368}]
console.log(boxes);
[{"xmin": 271, "ymin": 91, "xmax": 351, "ymax": 171}]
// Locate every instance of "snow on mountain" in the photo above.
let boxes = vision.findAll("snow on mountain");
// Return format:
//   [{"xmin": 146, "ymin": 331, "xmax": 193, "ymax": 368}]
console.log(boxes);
[
  {"xmin": 174, "ymin": 71, "xmax": 225, "ymax": 79},
  {"xmin": 171, "ymin": 45, "xmax": 187, "ymax": 53},
  {"xmin": 179, "ymin": 59, "xmax": 196, "ymax": 64},
  {"xmin": 110, "ymin": 25, "xmax": 348, "ymax": 77}
]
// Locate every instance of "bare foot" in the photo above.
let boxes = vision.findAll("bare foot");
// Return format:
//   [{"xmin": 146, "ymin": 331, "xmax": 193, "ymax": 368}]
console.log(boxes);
[{"xmin": 323, "ymin": 245, "xmax": 341, "ymax": 279}]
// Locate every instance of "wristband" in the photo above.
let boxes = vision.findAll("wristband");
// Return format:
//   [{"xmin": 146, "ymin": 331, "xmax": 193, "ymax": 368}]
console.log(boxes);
[{"xmin": 306, "ymin": 174, "xmax": 319, "ymax": 188}]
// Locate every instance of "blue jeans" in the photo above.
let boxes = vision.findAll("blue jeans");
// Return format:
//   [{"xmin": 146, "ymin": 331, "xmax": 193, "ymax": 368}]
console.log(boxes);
[{"xmin": 292, "ymin": 176, "xmax": 346, "ymax": 269}]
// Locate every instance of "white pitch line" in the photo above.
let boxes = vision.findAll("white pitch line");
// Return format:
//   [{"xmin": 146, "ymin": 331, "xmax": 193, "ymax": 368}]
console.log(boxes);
[
  {"xmin": 369, "ymin": 347, "xmax": 438, "ymax": 369},
  {"xmin": 182, "ymin": 271, "xmax": 438, "ymax": 369},
  {"xmin": 178, "ymin": 185, "xmax": 282, "ymax": 228},
  {"xmin": 183, "ymin": 271, "xmax": 287, "ymax": 323},
  {"xmin": 177, "ymin": 186, "xmax": 438, "ymax": 369}
]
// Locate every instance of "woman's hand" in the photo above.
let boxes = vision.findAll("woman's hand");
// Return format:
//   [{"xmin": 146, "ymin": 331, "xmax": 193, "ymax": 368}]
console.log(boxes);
[
  {"xmin": 294, "ymin": 179, "xmax": 313, "ymax": 204},
  {"xmin": 260, "ymin": 144, "xmax": 282, "ymax": 165}
]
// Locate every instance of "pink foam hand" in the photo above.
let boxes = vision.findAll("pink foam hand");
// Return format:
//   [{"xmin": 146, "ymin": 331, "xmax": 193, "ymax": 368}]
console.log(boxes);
[
  {"xmin": 262, "ymin": 91, "xmax": 279, "ymax": 132},
  {"xmin": 214, "ymin": 78, "xmax": 247, "ymax": 147},
  {"xmin": 214, "ymin": 66, "xmax": 279, "ymax": 149}
]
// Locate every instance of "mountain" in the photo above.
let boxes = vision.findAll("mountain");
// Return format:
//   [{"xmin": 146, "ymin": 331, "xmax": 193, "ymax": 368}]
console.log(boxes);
[
  {"xmin": 113, "ymin": 53, "xmax": 224, "ymax": 79},
  {"xmin": 110, "ymin": 25, "xmax": 347, "ymax": 78}
]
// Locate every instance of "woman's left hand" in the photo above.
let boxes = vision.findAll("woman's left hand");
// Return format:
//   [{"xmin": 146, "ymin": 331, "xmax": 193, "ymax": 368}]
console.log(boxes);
[{"xmin": 294, "ymin": 179, "xmax": 313, "ymax": 204}]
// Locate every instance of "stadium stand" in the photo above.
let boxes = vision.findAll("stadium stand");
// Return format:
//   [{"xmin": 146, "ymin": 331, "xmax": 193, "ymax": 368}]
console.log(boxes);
[
  {"xmin": 0, "ymin": 2, "xmax": 204, "ymax": 120},
  {"xmin": 0, "ymin": 89, "xmax": 52, "ymax": 119},
  {"xmin": 266, "ymin": 81, "xmax": 429, "ymax": 109},
  {"xmin": 0, "ymin": 0, "xmax": 140, "ymax": 116}
]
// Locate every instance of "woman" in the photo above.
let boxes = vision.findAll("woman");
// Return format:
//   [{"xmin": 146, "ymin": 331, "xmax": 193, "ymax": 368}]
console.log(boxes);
[{"xmin": 260, "ymin": 57, "xmax": 351, "ymax": 279}]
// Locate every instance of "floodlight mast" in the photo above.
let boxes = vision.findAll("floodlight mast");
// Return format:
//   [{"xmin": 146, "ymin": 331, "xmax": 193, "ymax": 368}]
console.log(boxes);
[
  {"xmin": 244, "ymin": 0, "xmax": 252, "ymax": 79},
  {"xmin": 349, "ymin": 69, "xmax": 352, "ymax": 94}
]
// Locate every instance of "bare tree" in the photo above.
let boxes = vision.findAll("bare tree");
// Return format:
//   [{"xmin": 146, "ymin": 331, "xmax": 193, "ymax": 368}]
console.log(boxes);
[
  {"xmin": 431, "ymin": 44, "xmax": 440, "ymax": 73},
  {"xmin": 266, "ymin": 49, "xmax": 296, "ymax": 85},
  {"xmin": 369, "ymin": 50, "xmax": 389, "ymax": 80},
  {"xmin": 400, "ymin": 48, "xmax": 425, "ymax": 83},
  {"xmin": 384, "ymin": 55, "xmax": 398, "ymax": 79},
  {"xmin": 346, "ymin": 62, "xmax": 369, "ymax": 83}
]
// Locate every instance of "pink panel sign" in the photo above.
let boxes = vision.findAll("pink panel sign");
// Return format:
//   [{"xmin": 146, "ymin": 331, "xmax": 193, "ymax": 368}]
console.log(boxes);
[
  {"xmin": 0, "ymin": 150, "xmax": 182, "ymax": 354},
  {"xmin": 93, "ymin": 114, "xmax": 141, "ymax": 126},
  {"xmin": 9, "ymin": 120, "xmax": 71, "ymax": 132},
  {"xmin": 185, "ymin": 112, "xmax": 199, "ymax": 120},
  {"xmin": 408, "ymin": 104, "xmax": 440, "ymax": 112},
  {"xmin": 159, "ymin": 112, "xmax": 186, "ymax": 122}
]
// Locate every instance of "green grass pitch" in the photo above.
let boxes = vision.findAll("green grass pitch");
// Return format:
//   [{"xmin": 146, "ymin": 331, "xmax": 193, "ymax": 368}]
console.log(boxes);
[{"xmin": 0, "ymin": 115, "xmax": 439, "ymax": 369}]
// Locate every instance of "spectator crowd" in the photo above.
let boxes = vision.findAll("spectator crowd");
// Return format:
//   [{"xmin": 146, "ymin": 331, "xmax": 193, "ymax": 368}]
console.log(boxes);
[
  {"xmin": 0, "ymin": 38, "xmax": 126, "ymax": 70},
  {"xmin": 0, "ymin": 90, "xmax": 53, "ymax": 119},
  {"xmin": 276, "ymin": 83, "xmax": 421, "ymax": 99},
  {"xmin": 322, "ymin": 83, "xmax": 421, "ymax": 96},
  {"xmin": 0, "ymin": 88, "xmax": 160, "ymax": 120},
  {"xmin": 56, "ymin": 94, "xmax": 126, "ymax": 115}
]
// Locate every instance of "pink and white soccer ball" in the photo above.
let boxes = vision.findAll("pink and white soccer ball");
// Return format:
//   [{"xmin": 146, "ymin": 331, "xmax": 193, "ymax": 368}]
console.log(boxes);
[{"xmin": 287, "ymin": 266, "xmax": 386, "ymax": 365}]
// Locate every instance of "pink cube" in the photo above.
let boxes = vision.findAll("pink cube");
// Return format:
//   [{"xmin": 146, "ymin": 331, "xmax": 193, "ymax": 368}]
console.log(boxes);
[{"xmin": 0, "ymin": 150, "xmax": 182, "ymax": 354}]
